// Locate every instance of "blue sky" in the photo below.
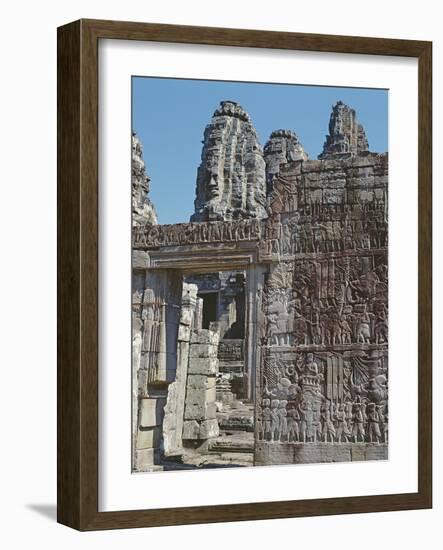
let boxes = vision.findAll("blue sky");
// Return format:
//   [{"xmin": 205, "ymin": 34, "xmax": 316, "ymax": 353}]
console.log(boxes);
[{"xmin": 132, "ymin": 77, "xmax": 388, "ymax": 224}]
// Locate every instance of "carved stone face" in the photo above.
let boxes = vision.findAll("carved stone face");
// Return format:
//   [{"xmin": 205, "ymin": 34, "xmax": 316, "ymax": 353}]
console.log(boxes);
[{"xmin": 206, "ymin": 173, "xmax": 220, "ymax": 201}]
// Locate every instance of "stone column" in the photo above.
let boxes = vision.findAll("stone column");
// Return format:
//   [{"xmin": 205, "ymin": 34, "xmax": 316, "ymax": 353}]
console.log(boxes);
[
  {"xmin": 163, "ymin": 283, "xmax": 198, "ymax": 456},
  {"xmin": 182, "ymin": 329, "xmax": 220, "ymax": 441},
  {"xmin": 245, "ymin": 264, "xmax": 267, "ymax": 403}
]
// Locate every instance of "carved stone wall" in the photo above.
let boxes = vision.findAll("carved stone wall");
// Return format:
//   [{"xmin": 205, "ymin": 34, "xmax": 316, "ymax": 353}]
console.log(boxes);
[
  {"xmin": 132, "ymin": 100, "xmax": 388, "ymax": 469},
  {"xmin": 255, "ymin": 147, "xmax": 388, "ymax": 464},
  {"xmin": 264, "ymin": 129, "xmax": 308, "ymax": 194}
]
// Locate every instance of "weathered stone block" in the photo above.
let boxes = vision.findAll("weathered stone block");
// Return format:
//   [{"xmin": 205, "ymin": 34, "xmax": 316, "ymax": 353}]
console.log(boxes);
[
  {"xmin": 178, "ymin": 324, "xmax": 191, "ymax": 342},
  {"xmin": 136, "ymin": 426, "xmax": 161, "ymax": 449},
  {"xmin": 184, "ymin": 401, "xmax": 217, "ymax": 421},
  {"xmin": 199, "ymin": 419, "xmax": 219, "ymax": 439},
  {"xmin": 182, "ymin": 420, "xmax": 200, "ymax": 439},
  {"xmin": 139, "ymin": 397, "xmax": 166, "ymax": 428},
  {"xmin": 139, "ymin": 352, "xmax": 177, "ymax": 383},
  {"xmin": 254, "ymin": 443, "xmax": 388, "ymax": 466},
  {"xmin": 189, "ymin": 343, "xmax": 218, "ymax": 359},
  {"xmin": 191, "ymin": 329, "xmax": 219, "ymax": 346},
  {"xmin": 133, "ymin": 448, "xmax": 161, "ymax": 470},
  {"xmin": 180, "ymin": 308, "xmax": 193, "ymax": 327},
  {"xmin": 132, "ymin": 250, "xmax": 151, "ymax": 269},
  {"xmin": 185, "ymin": 385, "xmax": 216, "ymax": 406},
  {"xmin": 187, "ymin": 356, "xmax": 218, "ymax": 375},
  {"xmin": 186, "ymin": 374, "xmax": 216, "ymax": 390},
  {"xmin": 184, "ymin": 385, "xmax": 204, "ymax": 405},
  {"xmin": 205, "ymin": 385, "xmax": 216, "ymax": 403}
]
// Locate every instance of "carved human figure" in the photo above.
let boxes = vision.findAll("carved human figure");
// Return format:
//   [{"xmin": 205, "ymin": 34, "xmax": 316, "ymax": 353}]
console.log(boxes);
[
  {"xmin": 304, "ymin": 353, "xmax": 319, "ymax": 375},
  {"xmin": 304, "ymin": 219, "xmax": 314, "ymax": 253},
  {"xmin": 379, "ymin": 407, "xmax": 388, "ymax": 444},
  {"xmin": 323, "ymin": 218, "xmax": 335, "ymax": 252},
  {"xmin": 329, "ymin": 310, "xmax": 342, "ymax": 345},
  {"xmin": 294, "ymin": 314, "xmax": 309, "ymax": 346},
  {"xmin": 322, "ymin": 311, "xmax": 332, "ymax": 345},
  {"xmin": 352, "ymin": 402, "xmax": 366, "ymax": 443},
  {"xmin": 341, "ymin": 316, "xmax": 353, "ymax": 344},
  {"xmin": 333, "ymin": 220, "xmax": 342, "ymax": 251},
  {"xmin": 307, "ymin": 305, "xmax": 323, "ymax": 345},
  {"xmin": 345, "ymin": 400, "xmax": 353, "ymax": 430},
  {"xmin": 368, "ymin": 218, "xmax": 379, "ymax": 248},
  {"xmin": 270, "ymin": 399, "xmax": 281, "ymax": 442},
  {"xmin": 314, "ymin": 406, "xmax": 323, "ymax": 443},
  {"xmin": 262, "ymin": 399, "xmax": 272, "ymax": 441},
  {"xmin": 287, "ymin": 406, "xmax": 300, "ymax": 442},
  {"xmin": 374, "ymin": 304, "xmax": 388, "ymax": 344},
  {"xmin": 256, "ymin": 406, "xmax": 264, "ymax": 440},
  {"xmin": 278, "ymin": 400, "xmax": 288, "ymax": 441},
  {"xmin": 312, "ymin": 222, "xmax": 325, "ymax": 253},
  {"xmin": 282, "ymin": 219, "xmax": 292, "ymax": 255},
  {"xmin": 299, "ymin": 401, "xmax": 314, "ymax": 443},
  {"xmin": 343, "ymin": 220, "xmax": 354, "ymax": 250},
  {"xmin": 322, "ymin": 406, "xmax": 336, "ymax": 443},
  {"xmin": 298, "ymin": 223, "xmax": 307, "ymax": 253},
  {"xmin": 268, "ymin": 313, "xmax": 279, "ymax": 345},
  {"xmin": 378, "ymin": 217, "xmax": 388, "ymax": 247},
  {"xmin": 335, "ymin": 403, "xmax": 351, "ymax": 443},
  {"xmin": 356, "ymin": 306, "xmax": 372, "ymax": 344},
  {"xmin": 287, "ymin": 381, "xmax": 300, "ymax": 402},
  {"xmin": 366, "ymin": 403, "xmax": 382, "ymax": 444}
]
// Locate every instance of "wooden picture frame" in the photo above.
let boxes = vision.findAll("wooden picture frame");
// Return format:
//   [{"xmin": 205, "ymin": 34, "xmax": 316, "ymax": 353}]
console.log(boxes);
[{"xmin": 57, "ymin": 19, "xmax": 432, "ymax": 530}]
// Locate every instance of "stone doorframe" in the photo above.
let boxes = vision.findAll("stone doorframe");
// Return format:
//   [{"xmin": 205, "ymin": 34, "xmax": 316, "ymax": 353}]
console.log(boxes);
[
  {"xmin": 140, "ymin": 239, "xmax": 268, "ymax": 403},
  {"xmin": 133, "ymin": 239, "xmax": 269, "ymax": 469}
]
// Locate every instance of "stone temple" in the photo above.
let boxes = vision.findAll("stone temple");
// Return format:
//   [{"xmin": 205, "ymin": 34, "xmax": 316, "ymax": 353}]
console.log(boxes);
[{"xmin": 132, "ymin": 100, "xmax": 388, "ymax": 471}]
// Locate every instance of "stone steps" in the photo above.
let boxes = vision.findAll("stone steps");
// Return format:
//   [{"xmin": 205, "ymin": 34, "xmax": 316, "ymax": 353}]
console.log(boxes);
[
  {"xmin": 216, "ymin": 400, "xmax": 254, "ymax": 432},
  {"xmin": 208, "ymin": 433, "xmax": 254, "ymax": 454}
]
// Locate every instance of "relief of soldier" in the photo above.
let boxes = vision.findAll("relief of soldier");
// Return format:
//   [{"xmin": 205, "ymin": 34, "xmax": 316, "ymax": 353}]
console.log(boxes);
[{"xmin": 257, "ymin": 350, "xmax": 388, "ymax": 445}]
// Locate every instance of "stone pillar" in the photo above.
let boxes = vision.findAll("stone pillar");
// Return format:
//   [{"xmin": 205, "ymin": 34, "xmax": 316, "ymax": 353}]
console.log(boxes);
[
  {"xmin": 182, "ymin": 329, "xmax": 220, "ymax": 441},
  {"xmin": 193, "ymin": 296, "xmax": 203, "ymax": 331},
  {"xmin": 163, "ymin": 283, "xmax": 198, "ymax": 456},
  {"xmin": 133, "ymin": 268, "xmax": 182, "ymax": 471},
  {"xmin": 245, "ymin": 264, "xmax": 267, "ymax": 403}
]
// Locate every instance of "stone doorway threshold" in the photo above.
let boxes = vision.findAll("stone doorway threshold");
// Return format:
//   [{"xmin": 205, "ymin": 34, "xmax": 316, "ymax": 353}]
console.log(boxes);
[{"xmin": 162, "ymin": 401, "xmax": 255, "ymax": 470}]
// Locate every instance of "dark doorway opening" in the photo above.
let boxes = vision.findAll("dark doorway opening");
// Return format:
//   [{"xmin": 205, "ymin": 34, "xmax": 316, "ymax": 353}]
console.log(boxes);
[{"xmin": 200, "ymin": 292, "xmax": 218, "ymax": 329}]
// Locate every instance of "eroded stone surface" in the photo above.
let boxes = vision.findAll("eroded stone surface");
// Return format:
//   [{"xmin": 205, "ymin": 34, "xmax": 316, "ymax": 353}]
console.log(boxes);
[
  {"xmin": 132, "ymin": 132, "xmax": 158, "ymax": 226},
  {"xmin": 264, "ymin": 129, "xmax": 308, "ymax": 194},
  {"xmin": 182, "ymin": 329, "xmax": 220, "ymax": 440},
  {"xmin": 132, "ymin": 100, "xmax": 389, "ymax": 471},
  {"xmin": 319, "ymin": 101, "xmax": 370, "ymax": 159},
  {"xmin": 191, "ymin": 101, "xmax": 267, "ymax": 222}
]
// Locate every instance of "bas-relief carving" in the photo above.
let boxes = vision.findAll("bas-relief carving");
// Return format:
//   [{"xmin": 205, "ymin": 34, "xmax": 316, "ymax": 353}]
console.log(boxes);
[
  {"xmin": 132, "ymin": 100, "xmax": 388, "ymax": 469},
  {"xmin": 254, "ymin": 102, "xmax": 388, "ymax": 458},
  {"xmin": 133, "ymin": 218, "xmax": 263, "ymax": 250},
  {"xmin": 257, "ymin": 348, "xmax": 388, "ymax": 445}
]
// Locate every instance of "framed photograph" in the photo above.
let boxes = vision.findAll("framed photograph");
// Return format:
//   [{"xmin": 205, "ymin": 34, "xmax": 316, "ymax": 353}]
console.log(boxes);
[{"xmin": 57, "ymin": 19, "xmax": 432, "ymax": 530}]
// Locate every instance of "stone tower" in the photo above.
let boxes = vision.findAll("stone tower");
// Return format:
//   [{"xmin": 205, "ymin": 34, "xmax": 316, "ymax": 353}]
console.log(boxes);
[
  {"xmin": 264, "ymin": 129, "xmax": 308, "ymax": 194},
  {"xmin": 191, "ymin": 101, "xmax": 267, "ymax": 222},
  {"xmin": 319, "ymin": 101, "xmax": 369, "ymax": 159},
  {"xmin": 132, "ymin": 131, "xmax": 158, "ymax": 226}
]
